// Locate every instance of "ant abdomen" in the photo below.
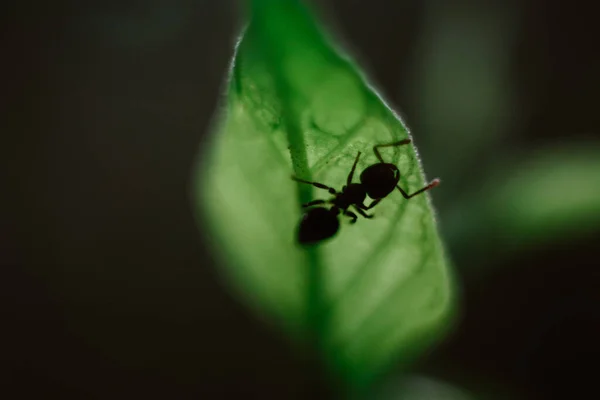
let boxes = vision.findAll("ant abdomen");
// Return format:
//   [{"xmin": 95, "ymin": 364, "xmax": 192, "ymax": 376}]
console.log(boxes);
[
  {"xmin": 360, "ymin": 163, "xmax": 400, "ymax": 199},
  {"xmin": 298, "ymin": 207, "xmax": 340, "ymax": 245}
]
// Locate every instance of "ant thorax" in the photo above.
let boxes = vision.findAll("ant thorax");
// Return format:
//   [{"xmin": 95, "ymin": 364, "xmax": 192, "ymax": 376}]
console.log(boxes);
[{"xmin": 333, "ymin": 183, "xmax": 367, "ymax": 210}]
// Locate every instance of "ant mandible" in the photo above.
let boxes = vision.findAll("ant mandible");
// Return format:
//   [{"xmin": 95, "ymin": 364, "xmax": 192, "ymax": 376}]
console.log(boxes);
[{"xmin": 292, "ymin": 139, "xmax": 440, "ymax": 245}]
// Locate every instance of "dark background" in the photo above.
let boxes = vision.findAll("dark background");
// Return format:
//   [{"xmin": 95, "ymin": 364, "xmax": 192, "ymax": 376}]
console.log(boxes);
[{"xmin": 4, "ymin": 0, "xmax": 599, "ymax": 398}]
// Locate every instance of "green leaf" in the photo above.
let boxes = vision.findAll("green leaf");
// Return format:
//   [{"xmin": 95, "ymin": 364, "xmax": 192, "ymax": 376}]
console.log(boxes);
[
  {"xmin": 194, "ymin": 0, "xmax": 455, "ymax": 389},
  {"xmin": 446, "ymin": 142, "xmax": 600, "ymax": 268},
  {"xmin": 378, "ymin": 375, "xmax": 476, "ymax": 400}
]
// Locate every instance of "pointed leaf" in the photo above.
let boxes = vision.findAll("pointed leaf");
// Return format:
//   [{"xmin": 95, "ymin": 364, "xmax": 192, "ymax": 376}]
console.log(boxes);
[{"xmin": 194, "ymin": 0, "xmax": 455, "ymax": 389}]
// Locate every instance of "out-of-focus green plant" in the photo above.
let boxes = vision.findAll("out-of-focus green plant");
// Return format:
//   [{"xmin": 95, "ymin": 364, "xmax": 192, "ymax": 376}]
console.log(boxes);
[
  {"xmin": 405, "ymin": 1, "xmax": 600, "ymax": 271},
  {"xmin": 409, "ymin": 1, "xmax": 521, "ymax": 189},
  {"xmin": 445, "ymin": 142, "xmax": 600, "ymax": 267},
  {"xmin": 378, "ymin": 375, "xmax": 475, "ymax": 400},
  {"xmin": 195, "ymin": 0, "xmax": 455, "ymax": 391}
]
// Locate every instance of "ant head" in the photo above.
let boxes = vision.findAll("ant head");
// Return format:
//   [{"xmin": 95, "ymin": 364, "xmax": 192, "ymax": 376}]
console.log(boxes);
[{"xmin": 360, "ymin": 163, "xmax": 400, "ymax": 199}]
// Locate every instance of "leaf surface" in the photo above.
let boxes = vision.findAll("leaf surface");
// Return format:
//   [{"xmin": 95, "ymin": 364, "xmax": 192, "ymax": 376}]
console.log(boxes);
[{"xmin": 195, "ymin": 0, "xmax": 454, "ymax": 388}]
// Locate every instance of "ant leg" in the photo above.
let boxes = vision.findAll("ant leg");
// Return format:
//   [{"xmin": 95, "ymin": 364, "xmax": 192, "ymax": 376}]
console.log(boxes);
[
  {"xmin": 362, "ymin": 198, "xmax": 381, "ymax": 210},
  {"xmin": 343, "ymin": 210, "xmax": 358, "ymax": 224},
  {"xmin": 353, "ymin": 206, "xmax": 373, "ymax": 219},
  {"xmin": 346, "ymin": 151, "xmax": 362, "ymax": 185},
  {"xmin": 292, "ymin": 176, "xmax": 337, "ymax": 195},
  {"xmin": 302, "ymin": 199, "xmax": 327, "ymax": 208},
  {"xmin": 396, "ymin": 178, "xmax": 440, "ymax": 199},
  {"xmin": 373, "ymin": 138, "xmax": 412, "ymax": 163}
]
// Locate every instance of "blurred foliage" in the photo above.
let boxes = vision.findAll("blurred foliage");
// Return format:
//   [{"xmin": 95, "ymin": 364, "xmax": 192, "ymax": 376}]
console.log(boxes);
[
  {"xmin": 378, "ymin": 375, "xmax": 475, "ymax": 400},
  {"xmin": 410, "ymin": 1, "xmax": 521, "ymax": 191},
  {"xmin": 403, "ymin": 0, "xmax": 600, "ymax": 270},
  {"xmin": 445, "ymin": 142, "xmax": 600, "ymax": 267}
]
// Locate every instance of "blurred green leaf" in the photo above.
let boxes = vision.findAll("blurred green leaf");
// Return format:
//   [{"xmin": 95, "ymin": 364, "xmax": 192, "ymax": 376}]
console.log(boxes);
[
  {"xmin": 408, "ymin": 1, "xmax": 521, "ymax": 205},
  {"xmin": 194, "ymin": 0, "xmax": 454, "ymax": 389},
  {"xmin": 446, "ymin": 142, "xmax": 600, "ymax": 264},
  {"xmin": 377, "ymin": 375, "xmax": 475, "ymax": 400}
]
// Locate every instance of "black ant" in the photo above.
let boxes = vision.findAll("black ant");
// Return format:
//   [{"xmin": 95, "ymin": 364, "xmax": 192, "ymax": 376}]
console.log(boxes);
[{"xmin": 292, "ymin": 139, "xmax": 440, "ymax": 245}]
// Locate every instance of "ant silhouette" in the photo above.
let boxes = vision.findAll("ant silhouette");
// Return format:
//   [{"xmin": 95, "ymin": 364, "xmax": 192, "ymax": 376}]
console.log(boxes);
[{"xmin": 292, "ymin": 138, "xmax": 440, "ymax": 245}]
